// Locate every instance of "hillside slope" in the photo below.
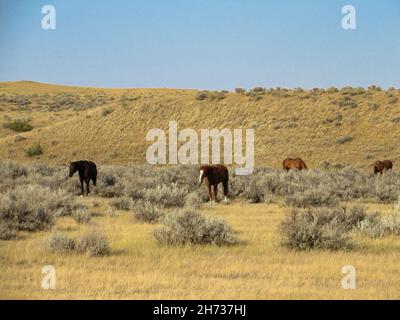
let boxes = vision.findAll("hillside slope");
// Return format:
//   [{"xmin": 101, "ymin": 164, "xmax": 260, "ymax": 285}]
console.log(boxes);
[{"xmin": 1, "ymin": 81, "xmax": 399, "ymax": 170}]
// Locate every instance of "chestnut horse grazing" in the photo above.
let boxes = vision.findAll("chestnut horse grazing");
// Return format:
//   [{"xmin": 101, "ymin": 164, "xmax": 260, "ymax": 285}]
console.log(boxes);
[
  {"xmin": 69, "ymin": 160, "xmax": 97, "ymax": 195},
  {"xmin": 282, "ymin": 157, "xmax": 308, "ymax": 171},
  {"xmin": 372, "ymin": 160, "xmax": 393, "ymax": 174},
  {"xmin": 198, "ymin": 165, "xmax": 229, "ymax": 202}
]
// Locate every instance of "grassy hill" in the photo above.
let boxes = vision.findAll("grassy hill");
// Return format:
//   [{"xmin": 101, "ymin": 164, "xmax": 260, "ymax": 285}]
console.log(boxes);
[{"xmin": 1, "ymin": 81, "xmax": 399, "ymax": 170}]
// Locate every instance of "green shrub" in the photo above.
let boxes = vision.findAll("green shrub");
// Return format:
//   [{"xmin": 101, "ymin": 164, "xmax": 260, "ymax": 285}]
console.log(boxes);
[
  {"xmin": 337, "ymin": 136, "xmax": 353, "ymax": 144},
  {"xmin": 358, "ymin": 212, "xmax": 384, "ymax": 238},
  {"xmin": 101, "ymin": 107, "xmax": 113, "ymax": 117},
  {"xmin": 196, "ymin": 91, "xmax": 209, "ymax": 100},
  {"xmin": 185, "ymin": 190, "xmax": 208, "ymax": 208},
  {"xmin": 374, "ymin": 178, "xmax": 399, "ymax": 203},
  {"xmin": 48, "ymin": 233, "xmax": 76, "ymax": 253},
  {"xmin": 234, "ymin": 88, "xmax": 246, "ymax": 94},
  {"xmin": 154, "ymin": 208, "xmax": 238, "ymax": 246},
  {"xmin": 72, "ymin": 208, "xmax": 92, "ymax": 224},
  {"xmin": 131, "ymin": 200, "xmax": 162, "ymax": 223},
  {"xmin": 25, "ymin": 143, "xmax": 43, "ymax": 157},
  {"xmin": 48, "ymin": 229, "xmax": 109, "ymax": 256},
  {"xmin": 144, "ymin": 183, "xmax": 185, "ymax": 208},
  {"xmin": 0, "ymin": 184, "xmax": 69, "ymax": 232},
  {"xmin": 110, "ymin": 196, "xmax": 133, "ymax": 210},
  {"xmin": 4, "ymin": 119, "xmax": 33, "ymax": 132},
  {"xmin": 210, "ymin": 91, "xmax": 226, "ymax": 101},
  {"xmin": 284, "ymin": 188, "xmax": 339, "ymax": 208},
  {"xmin": 76, "ymin": 229, "xmax": 109, "ymax": 256},
  {"xmin": 0, "ymin": 222, "xmax": 16, "ymax": 240},
  {"xmin": 280, "ymin": 207, "xmax": 354, "ymax": 250},
  {"xmin": 251, "ymin": 87, "xmax": 265, "ymax": 93}
]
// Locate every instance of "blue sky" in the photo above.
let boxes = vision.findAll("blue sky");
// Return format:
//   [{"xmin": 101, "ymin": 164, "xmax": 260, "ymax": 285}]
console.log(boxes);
[{"xmin": 0, "ymin": 0, "xmax": 399, "ymax": 89}]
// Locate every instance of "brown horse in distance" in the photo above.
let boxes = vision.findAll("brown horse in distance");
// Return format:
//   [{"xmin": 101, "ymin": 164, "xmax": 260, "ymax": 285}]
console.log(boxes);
[
  {"xmin": 69, "ymin": 160, "xmax": 97, "ymax": 195},
  {"xmin": 282, "ymin": 158, "xmax": 308, "ymax": 171},
  {"xmin": 198, "ymin": 165, "xmax": 229, "ymax": 202},
  {"xmin": 372, "ymin": 160, "xmax": 393, "ymax": 174}
]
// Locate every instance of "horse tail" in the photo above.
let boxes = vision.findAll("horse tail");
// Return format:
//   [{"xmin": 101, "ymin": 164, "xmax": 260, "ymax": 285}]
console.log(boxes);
[
  {"xmin": 223, "ymin": 179, "xmax": 229, "ymax": 197},
  {"xmin": 92, "ymin": 171, "xmax": 97, "ymax": 186}
]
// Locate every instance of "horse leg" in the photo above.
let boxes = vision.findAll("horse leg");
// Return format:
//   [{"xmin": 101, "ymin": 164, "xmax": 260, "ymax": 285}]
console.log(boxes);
[
  {"xmin": 86, "ymin": 178, "xmax": 90, "ymax": 195},
  {"xmin": 223, "ymin": 181, "xmax": 229, "ymax": 202},
  {"xmin": 214, "ymin": 185, "xmax": 218, "ymax": 203},
  {"xmin": 79, "ymin": 178, "xmax": 84, "ymax": 196},
  {"xmin": 207, "ymin": 184, "xmax": 212, "ymax": 203}
]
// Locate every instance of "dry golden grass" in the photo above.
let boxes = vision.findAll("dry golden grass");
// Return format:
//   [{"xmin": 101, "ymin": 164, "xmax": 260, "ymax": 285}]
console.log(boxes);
[
  {"xmin": 1, "ymin": 198, "xmax": 400, "ymax": 300},
  {"xmin": 0, "ymin": 81, "xmax": 399, "ymax": 169}
]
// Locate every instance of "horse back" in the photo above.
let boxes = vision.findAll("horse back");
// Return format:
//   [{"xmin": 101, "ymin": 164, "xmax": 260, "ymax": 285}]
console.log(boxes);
[{"xmin": 76, "ymin": 160, "xmax": 97, "ymax": 178}]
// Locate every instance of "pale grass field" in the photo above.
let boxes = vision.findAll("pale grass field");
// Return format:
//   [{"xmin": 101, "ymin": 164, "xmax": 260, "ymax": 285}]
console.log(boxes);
[{"xmin": 1, "ymin": 197, "xmax": 400, "ymax": 300}]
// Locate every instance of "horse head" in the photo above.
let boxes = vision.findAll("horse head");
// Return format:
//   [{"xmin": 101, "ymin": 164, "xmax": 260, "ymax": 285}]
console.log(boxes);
[
  {"xmin": 68, "ymin": 161, "xmax": 77, "ymax": 177},
  {"xmin": 198, "ymin": 165, "xmax": 210, "ymax": 186}
]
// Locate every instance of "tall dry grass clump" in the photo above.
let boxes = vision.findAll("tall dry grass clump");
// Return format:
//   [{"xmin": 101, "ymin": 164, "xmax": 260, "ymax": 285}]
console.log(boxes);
[
  {"xmin": 154, "ymin": 208, "xmax": 238, "ymax": 246},
  {"xmin": 280, "ymin": 206, "xmax": 368, "ymax": 250}
]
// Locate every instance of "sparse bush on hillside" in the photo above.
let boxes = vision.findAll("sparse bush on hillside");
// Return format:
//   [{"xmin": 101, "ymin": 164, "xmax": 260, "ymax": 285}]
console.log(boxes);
[
  {"xmin": 4, "ymin": 119, "xmax": 33, "ymax": 132},
  {"xmin": 210, "ymin": 91, "xmax": 226, "ymax": 101},
  {"xmin": 337, "ymin": 136, "xmax": 353, "ymax": 144},
  {"xmin": 234, "ymin": 88, "xmax": 246, "ymax": 94},
  {"xmin": 195, "ymin": 90, "xmax": 225, "ymax": 101},
  {"xmin": 333, "ymin": 96, "xmax": 358, "ymax": 109},
  {"xmin": 251, "ymin": 87, "xmax": 266, "ymax": 93},
  {"xmin": 246, "ymin": 87, "xmax": 266, "ymax": 100},
  {"xmin": 101, "ymin": 107, "xmax": 113, "ymax": 116},
  {"xmin": 25, "ymin": 143, "xmax": 43, "ymax": 157},
  {"xmin": 326, "ymin": 87, "xmax": 339, "ymax": 93},
  {"xmin": 388, "ymin": 96, "xmax": 399, "ymax": 105},
  {"xmin": 154, "ymin": 208, "xmax": 238, "ymax": 246},
  {"xmin": 14, "ymin": 135, "xmax": 27, "ymax": 142},
  {"xmin": 368, "ymin": 85, "xmax": 382, "ymax": 91},
  {"xmin": 196, "ymin": 91, "xmax": 209, "ymax": 100}
]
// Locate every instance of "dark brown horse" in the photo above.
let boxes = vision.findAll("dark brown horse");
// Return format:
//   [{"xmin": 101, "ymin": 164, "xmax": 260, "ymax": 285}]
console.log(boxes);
[
  {"xmin": 372, "ymin": 160, "xmax": 393, "ymax": 174},
  {"xmin": 198, "ymin": 165, "xmax": 229, "ymax": 202},
  {"xmin": 69, "ymin": 160, "xmax": 97, "ymax": 195},
  {"xmin": 282, "ymin": 157, "xmax": 308, "ymax": 171}
]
